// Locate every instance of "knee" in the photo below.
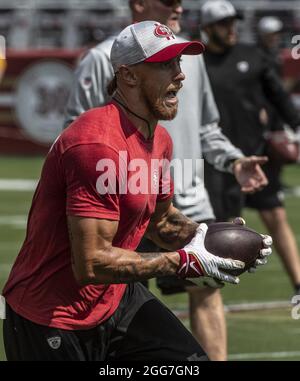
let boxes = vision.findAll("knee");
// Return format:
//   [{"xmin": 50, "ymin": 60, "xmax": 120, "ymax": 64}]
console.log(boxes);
[
  {"xmin": 188, "ymin": 286, "xmax": 222, "ymax": 309},
  {"xmin": 261, "ymin": 207, "xmax": 287, "ymax": 228}
]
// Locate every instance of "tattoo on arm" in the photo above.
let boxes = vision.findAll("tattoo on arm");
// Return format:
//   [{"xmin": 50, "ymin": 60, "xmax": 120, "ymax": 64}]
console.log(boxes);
[
  {"xmin": 109, "ymin": 252, "xmax": 178, "ymax": 283},
  {"xmin": 156, "ymin": 209, "xmax": 198, "ymax": 249}
]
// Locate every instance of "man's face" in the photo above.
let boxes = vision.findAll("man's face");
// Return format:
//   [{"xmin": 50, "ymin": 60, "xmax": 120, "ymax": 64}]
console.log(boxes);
[
  {"xmin": 207, "ymin": 18, "xmax": 238, "ymax": 50},
  {"xmin": 262, "ymin": 32, "xmax": 282, "ymax": 50},
  {"xmin": 134, "ymin": 56, "xmax": 185, "ymax": 120},
  {"xmin": 137, "ymin": 0, "xmax": 183, "ymax": 34}
]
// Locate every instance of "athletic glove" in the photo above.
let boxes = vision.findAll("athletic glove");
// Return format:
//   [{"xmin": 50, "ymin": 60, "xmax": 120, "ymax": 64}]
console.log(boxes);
[
  {"xmin": 176, "ymin": 223, "xmax": 245, "ymax": 285},
  {"xmin": 232, "ymin": 217, "xmax": 273, "ymax": 273},
  {"xmin": 248, "ymin": 234, "xmax": 273, "ymax": 273}
]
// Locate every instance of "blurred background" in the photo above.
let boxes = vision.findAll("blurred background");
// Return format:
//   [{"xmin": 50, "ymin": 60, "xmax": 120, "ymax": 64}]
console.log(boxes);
[
  {"xmin": 1, "ymin": 0, "xmax": 300, "ymax": 361},
  {"xmin": 0, "ymin": 0, "xmax": 299, "ymax": 154}
]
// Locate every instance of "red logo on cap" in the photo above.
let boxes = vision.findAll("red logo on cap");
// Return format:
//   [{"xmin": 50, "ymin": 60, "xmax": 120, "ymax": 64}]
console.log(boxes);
[{"xmin": 154, "ymin": 23, "xmax": 175, "ymax": 40}]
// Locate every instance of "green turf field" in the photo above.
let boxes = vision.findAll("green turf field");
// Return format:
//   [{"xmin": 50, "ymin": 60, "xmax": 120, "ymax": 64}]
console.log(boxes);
[{"xmin": 1, "ymin": 156, "xmax": 300, "ymax": 361}]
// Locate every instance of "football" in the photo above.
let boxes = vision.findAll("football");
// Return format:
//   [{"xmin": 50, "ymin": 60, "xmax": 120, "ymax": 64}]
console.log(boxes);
[
  {"xmin": 204, "ymin": 222, "xmax": 264, "ymax": 276},
  {"xmin": 265, "ymin": 130, "xmax": 300, "ymax": 164}
]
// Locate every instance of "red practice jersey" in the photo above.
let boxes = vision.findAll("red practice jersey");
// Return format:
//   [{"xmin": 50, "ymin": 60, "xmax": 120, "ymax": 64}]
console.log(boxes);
[{"xmin": 3, "ymin": 102, "xmax": 174, "ymax": 330}]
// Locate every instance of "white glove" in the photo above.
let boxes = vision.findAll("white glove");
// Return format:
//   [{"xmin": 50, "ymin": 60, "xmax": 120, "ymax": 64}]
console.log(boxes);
[
  {"xmin": 231, "ymin": 217, "xmax": 273, "ymax": 273},
  {"xmin": 177, "ymin": 223, "xmax": 245, "ymax": 285},
  {"xmin": 248, "ymin": 234, "xmax": 273, "ymax": 273}
]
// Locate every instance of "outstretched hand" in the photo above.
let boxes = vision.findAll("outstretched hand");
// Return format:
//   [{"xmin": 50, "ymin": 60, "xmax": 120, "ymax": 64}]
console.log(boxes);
[{"xmin": 233, "ymin": 156, "xmax": 269, "ymax": 193}]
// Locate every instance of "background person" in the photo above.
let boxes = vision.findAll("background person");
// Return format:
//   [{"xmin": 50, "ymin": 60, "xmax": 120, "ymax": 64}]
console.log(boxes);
[
  {"xmin": 201, "ymin": 0, "xmax": 300, "ymax": 297},
  {"xmin": 257, "ymin": 15, "xmax": 284, "ymax": 74}
]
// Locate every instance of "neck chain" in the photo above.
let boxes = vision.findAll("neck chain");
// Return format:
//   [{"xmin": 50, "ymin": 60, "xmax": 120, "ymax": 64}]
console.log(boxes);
[{"xmin": 112, "ymin": 97, "xmax": 153, "ymax": 140}]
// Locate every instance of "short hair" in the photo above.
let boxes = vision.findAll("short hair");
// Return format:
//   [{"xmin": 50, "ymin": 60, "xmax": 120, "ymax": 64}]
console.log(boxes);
[
  {"xmin": 128, "ymin": 0, "xmax": 135, "ymax": 11},
  {"xmin": 107, "ymin": 75, "xmax": 117, "ymax": 96}
]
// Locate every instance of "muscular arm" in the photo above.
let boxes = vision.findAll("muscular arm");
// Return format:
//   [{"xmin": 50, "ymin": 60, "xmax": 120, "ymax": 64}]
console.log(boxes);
[
  {"xmin": 145, "ymin": 199, "xmax": 199, "ymax": 251},
  {"xmin": 67, "ymin": 215, "xmax": 180, "ymax": 286}
]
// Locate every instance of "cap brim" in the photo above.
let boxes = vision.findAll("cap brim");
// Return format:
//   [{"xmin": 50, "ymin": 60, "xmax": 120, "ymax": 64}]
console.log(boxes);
[{"xmin": 145, "ymin": 41, "xmax": 205, "ymax": 63}]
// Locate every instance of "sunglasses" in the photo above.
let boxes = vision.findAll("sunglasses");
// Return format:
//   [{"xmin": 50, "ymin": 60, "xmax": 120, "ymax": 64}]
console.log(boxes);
[{"xmin": 158, "ymin": 0, "xmax": 182, "ymax": 7}]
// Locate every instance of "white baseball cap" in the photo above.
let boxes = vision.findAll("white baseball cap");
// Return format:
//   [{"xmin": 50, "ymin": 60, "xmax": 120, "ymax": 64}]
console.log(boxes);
[
  {"xmin": 258, "ymin": 16, "xmax": 283, "ymax": 35},
  {"xmin": 201, "ymin": 0, "xmax": 243, "ymax": 28},
  {"xmin": 110, "ymin": 21, "xmax": 205, "ymax": 73}
]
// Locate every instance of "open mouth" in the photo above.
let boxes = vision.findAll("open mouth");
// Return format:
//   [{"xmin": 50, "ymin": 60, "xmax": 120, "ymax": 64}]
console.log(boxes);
[
  {"xmin": 165, "ymin": 90, "xmax": 179, "ymax": 105},
  {"xmin": 166, "ymin": 90, "xmax": 177, "ymax": 98}
]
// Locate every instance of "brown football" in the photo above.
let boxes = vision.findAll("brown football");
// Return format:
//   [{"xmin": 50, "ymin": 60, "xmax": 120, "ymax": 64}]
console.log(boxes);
[{"xmin": 204, "ymin": 222, "xmax": 264, "ymax": 276}]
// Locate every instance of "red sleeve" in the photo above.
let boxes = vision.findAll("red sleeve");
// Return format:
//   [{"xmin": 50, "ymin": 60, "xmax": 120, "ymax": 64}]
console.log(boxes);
[
  {"xmin": 157, "ymin": 130, "xmax": 174, "ymax": 203},
  {"xmin": 63, "ymin": 143, "xmax": 121, "ymax": 220}
]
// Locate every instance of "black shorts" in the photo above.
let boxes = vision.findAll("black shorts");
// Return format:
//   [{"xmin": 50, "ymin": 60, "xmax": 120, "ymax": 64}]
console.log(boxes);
[
  {"xmin": 204, "ymin": 160, "xmax": 284, "ymax": 221},
  {"xmin": 136, "ymin": 220, "xmax": 215, "ymax": 296},
  {"xmin": 3, "ymin": 283, "xmax": 208, "ymax": 361}
]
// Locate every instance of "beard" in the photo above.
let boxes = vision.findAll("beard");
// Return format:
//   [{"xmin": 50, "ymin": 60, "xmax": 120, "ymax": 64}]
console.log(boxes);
[
  {"xmin": 140, "ymin": 81, "xmax": 178, "ymax": 121},
  {"xmin": 210, "ymin": 30, "xmax": 234, "ymax": 51}
]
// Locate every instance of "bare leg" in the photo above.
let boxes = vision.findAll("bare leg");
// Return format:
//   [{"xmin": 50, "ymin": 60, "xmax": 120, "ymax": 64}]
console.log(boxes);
[
  {"xmin": 187, "ymin": 286, "xmax": 227, "ymax": 361},
  {"xmin": 259, "ymin": 207, "xmax": 300, "ymax": 286}
]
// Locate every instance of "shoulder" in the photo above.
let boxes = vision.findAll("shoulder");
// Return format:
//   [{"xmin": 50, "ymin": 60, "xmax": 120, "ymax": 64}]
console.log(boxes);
[
  {"xmin": 73, "ymin": 103, "xmax": 117, "ymax": 125},
  {"xmin": 80, "ymin": 35, "xmax": 117, "ymax": 67},
  {"xmin": 58, "ymin": 104, "xmax": 122, "ymax": 153},
  {"xmin": 156, "ymin": 124, "xmax": 172, "ymax": 139},
  {"xmin": 91, "ymin": 35, "xmax": 117, "ymax": 59}
]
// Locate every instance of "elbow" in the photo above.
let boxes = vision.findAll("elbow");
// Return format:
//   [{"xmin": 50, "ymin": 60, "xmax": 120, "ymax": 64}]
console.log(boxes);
[
  {"xmin": 72, "ymin": 254, "xmax": 114, "ymax": 286},
  {"xmin": 72, "ymin": 261, "xmax": 99, "ymax": 286},
  {"xmin": 73, "ymin": 268, "xmax": 97, "ymax": 287},
  {"xmin": 71, "ymin": 246, "xmax": 118, "ymax": 286}
]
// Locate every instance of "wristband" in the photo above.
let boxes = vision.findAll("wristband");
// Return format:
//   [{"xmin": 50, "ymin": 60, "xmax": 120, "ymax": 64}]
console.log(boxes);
[{"xmin": 176, "ymin": 249, "xmax": 205, "ymax": 279}]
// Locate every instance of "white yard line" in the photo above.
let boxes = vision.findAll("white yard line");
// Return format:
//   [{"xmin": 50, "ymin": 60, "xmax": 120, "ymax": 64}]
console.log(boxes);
[
  {"xmin": 224, "ymin": 300, "xmax": 291, "ymax": 312},
  {"xmin": 174, "ymin": 301, "xmax": 292, "ymax": 320},
  {"xmin": 0, "ymin": 215, "xmax": 27, "ymax": 228},
  {"xmin": 285, "ymin": 186, "xmax": 300, "ymax": 197},
  {"xmin": 0, "ymin": 179, "xmax": 37, "ymax": 191},
  {"xmin": 228, "ymin": 351, "xmax": 300, "ymax": 360}
]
